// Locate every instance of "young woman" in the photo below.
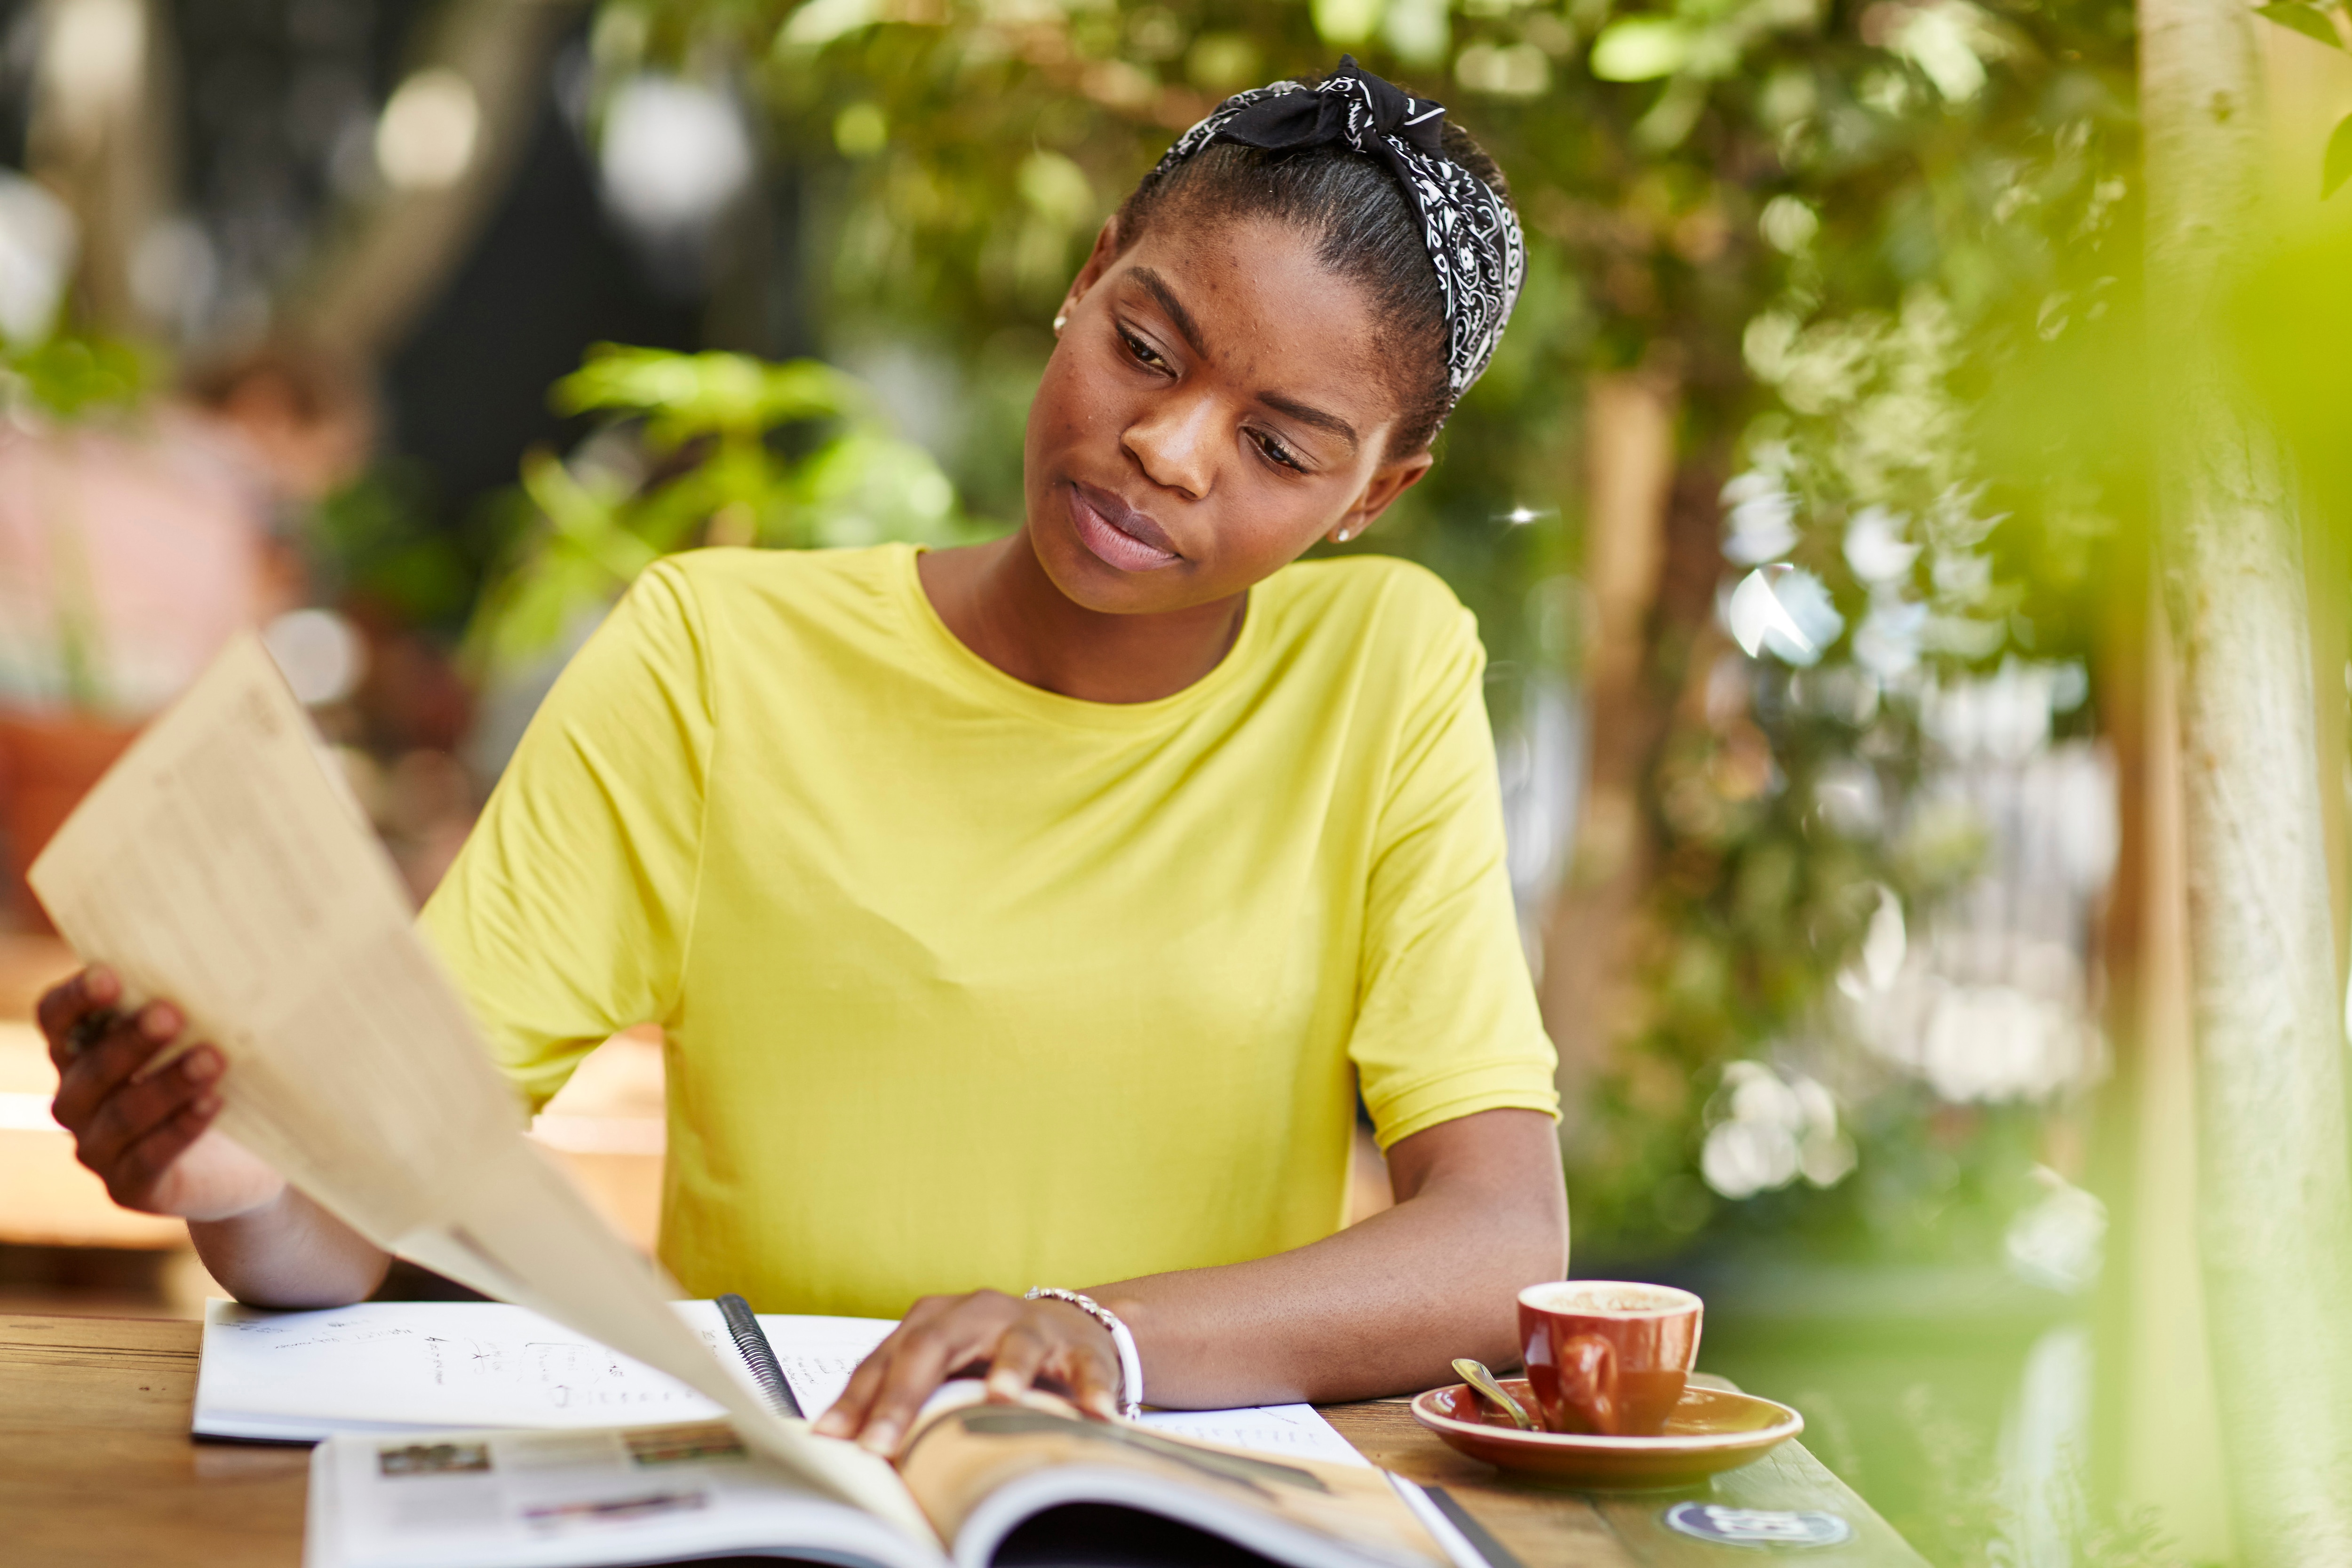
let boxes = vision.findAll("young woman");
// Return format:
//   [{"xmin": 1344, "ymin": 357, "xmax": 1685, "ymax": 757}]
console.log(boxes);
[{"xmin": 40, "ymin": 60, "xmax": 1568, "ymax": 1456}]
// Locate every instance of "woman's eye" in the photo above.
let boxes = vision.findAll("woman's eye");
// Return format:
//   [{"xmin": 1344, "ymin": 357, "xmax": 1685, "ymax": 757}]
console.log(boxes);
[
  {"xmin": 1251, "ymin": 430, "xmax": 1306, "ymax": 473},
  {"xmin": 1117, "ymin": 327, "xmax": 1169, "ymax": 372}
]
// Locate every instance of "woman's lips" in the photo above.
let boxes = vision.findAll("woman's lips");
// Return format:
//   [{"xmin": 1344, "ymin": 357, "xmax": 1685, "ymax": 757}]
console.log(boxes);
[{"xmin": 1067, "ymin": 481, "xmax": 1181, "ymax": 573}]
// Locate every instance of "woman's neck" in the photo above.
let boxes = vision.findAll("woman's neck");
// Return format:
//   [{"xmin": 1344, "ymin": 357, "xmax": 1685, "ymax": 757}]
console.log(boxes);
[{"xmin": 917, "ymin": 530, "xmax": 1248, "ymax": 705}]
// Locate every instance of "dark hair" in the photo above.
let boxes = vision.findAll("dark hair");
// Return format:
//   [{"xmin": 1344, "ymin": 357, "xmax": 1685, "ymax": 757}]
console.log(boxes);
[{"xmin": 1113, "ymin": 87, "xmax": 1512, "ymax": 458}]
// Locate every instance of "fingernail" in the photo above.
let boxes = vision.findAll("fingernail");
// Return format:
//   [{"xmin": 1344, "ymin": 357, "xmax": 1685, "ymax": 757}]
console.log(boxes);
[
  {"xmin": 183, "ymin": 1049, "xmax": 221, "ymax": 1083},
  {"xmin": 87, "ymin": 967, "xmax": 117, "ymax": 999},
  {"xmin": 141, "ymin": 1004, "xmax": 181, "ymax": 1040},
  {"xmin": 193, "ymin": 1092, "xmax": 222, "ymax": 1117},
  {"xmin": 857, "ymin": 1424, "xmax": 898, "ymax": 1454}
]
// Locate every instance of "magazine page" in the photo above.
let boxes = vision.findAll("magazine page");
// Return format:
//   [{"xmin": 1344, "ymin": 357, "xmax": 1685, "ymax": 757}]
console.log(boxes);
[
  {"xmin": 306, "ymin": 1420, "xmax": 947, "ymax": 1568},
  {"xmin": 29, "ymin": 636, "xmax": 920, "ymax": 1539},
  {"xmin": 893, "ymin": 1390, "xmax": 1446, "ymax": 1568}
]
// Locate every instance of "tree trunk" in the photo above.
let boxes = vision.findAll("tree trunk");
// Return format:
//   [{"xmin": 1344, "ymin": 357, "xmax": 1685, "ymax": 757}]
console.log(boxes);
[
  {"xmin": 2090, "ymin": 575, "xmax": 2235, "ymax": 1562},
  {"xmin": 2140, "ymin": 0, "xmax": 2352, "ymax": 1551},
  {"xmin": 1542, "ymin": 365, "xmax": 1679, "ymax": 1125}
]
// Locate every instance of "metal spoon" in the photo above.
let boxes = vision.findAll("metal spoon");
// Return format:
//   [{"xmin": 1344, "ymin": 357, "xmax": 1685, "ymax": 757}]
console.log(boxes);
[{"xmin": 1452, "ymin": 1358, "xmax": 1536, "ymax": 1430}]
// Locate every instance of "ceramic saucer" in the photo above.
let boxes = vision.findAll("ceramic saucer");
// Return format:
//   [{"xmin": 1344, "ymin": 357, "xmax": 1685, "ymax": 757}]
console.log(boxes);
[{"xmin": 1409, "ymin": 1377, "xmax": 1802, "ymax": 1489}]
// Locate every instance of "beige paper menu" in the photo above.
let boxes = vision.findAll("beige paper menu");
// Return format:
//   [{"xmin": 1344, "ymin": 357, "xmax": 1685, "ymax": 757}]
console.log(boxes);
[{"xmin": 29, "ymin": 633, "xmax": 922, "ymax": 1537}]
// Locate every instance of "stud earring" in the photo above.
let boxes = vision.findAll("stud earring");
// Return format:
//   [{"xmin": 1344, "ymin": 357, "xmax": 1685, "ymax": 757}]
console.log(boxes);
[
  {"xmin": 1053, "ymin": 312, "xmax": 1067, "ymax": 334},
  {"xmin": 1334, "ymin": 525, "xmax": 1354, "ymax": 542}
]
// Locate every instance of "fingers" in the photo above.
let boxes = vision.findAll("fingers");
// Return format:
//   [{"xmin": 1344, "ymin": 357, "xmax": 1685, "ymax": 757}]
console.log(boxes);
[
  {"xmin": 813, "ymin": 1294, "xmax": 954, "ymax": 1441},
  {"xmin": 1058, "ymin": 1323, "xmax": 1122, "ymax": 1421},
  {"xmin": 47, "ymin": 986, "xmax": 228, "ymax": 1215},
  {"xmin": 107, "ymin": 1087, "xmax": 225, "ymax": 1209},
  {"xmin": 77, "ymin": 1044, "xmax": 222, "ymax": 1181},
  {"xmin": 984, "ymin": 1319, "xmax": 1051, "ymax": 1404},
  {"xmin": 49, "ymin": 1001, "xmax": 186, "ymax": 1132},
  {"xmin": 811, "ymin": 1293, "xmax": 1125, "ymax": 1456},
  {"xmin": 38, "ymin": 966, "xmax": 120, "ymax": 1068},
  {"xmin": 843, "ymin": 1294, "xmax": 1008, "ymax": 1454}
]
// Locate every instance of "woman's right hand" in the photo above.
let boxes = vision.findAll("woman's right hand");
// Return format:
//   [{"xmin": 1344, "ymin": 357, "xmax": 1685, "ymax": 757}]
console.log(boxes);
[{"xmin": 39, "ymin": 966, "xmax": 287, "ymax": 1221}]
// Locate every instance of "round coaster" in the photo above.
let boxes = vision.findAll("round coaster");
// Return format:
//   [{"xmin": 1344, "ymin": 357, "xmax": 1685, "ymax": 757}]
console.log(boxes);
[{"xmin": 1662, "ymin": 1501, "xmax": 1853, "ymax": 1548}]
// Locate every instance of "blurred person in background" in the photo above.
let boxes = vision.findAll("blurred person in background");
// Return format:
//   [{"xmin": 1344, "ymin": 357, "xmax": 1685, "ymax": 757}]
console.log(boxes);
[
  {"xmin": 42, "ymin": 62, "xmax": 1571, "ymax": 1450},
  {"xmin": 0, "ymin": 341, "xmax": 369, "ymax": 718}
]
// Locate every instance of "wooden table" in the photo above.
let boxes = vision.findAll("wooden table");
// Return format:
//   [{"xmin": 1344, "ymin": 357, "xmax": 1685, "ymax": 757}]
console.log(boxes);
[{"xmin": 0, "ymin": 1314, "xmax": 1927, "ymax": 1567}]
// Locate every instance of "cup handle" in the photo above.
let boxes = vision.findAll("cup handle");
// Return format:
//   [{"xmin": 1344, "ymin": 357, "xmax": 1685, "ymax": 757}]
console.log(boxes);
[{"xmin": 1556, "ymin": 1332, "xmax": 1620, "ymax": 1435}]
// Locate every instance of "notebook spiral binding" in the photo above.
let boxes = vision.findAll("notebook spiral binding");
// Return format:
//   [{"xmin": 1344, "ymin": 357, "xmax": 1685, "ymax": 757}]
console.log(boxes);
[{"xmin": 716, "ymin": 1293, "xmax": 804, "ymax": 1419}]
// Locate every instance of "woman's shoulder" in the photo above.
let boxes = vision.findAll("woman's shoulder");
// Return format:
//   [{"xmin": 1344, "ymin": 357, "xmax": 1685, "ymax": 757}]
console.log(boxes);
[
  {"xmin": 646, "ymin": 541, "xmax": 906, "ymax": 600},
  {"xmin": 1260, "ymin": 553, "xmax": 1479, "ymax": 659},
  {"xmin": 631, "ymin": 543, "xmax": 911, "ymax": 644}
]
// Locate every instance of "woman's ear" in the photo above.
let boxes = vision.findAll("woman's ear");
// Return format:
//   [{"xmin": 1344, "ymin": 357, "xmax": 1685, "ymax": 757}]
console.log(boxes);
[
  {"xmin": 1056, "ymin": 215, "xmax": 1125, "ymax": 335},
  {"xmin": 1329, "ymin": 451, "xmax": 1436, "ymax": 542}
]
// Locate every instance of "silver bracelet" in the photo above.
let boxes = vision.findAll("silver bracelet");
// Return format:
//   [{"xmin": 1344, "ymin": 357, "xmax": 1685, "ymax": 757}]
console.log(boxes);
[{"xmin": 1024, "ymin": 1287, "xmax": 1143, "ymax": 1419}]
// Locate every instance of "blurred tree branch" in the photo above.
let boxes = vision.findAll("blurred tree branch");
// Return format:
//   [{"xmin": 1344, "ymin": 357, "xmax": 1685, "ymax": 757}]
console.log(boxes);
[
  {"xmin": 26, "ymin": 0, "xmax": 176, "ymax": 336},
  {"xmin": 290, "ymin": 0, "xmax": 580, "ymax": 360}
]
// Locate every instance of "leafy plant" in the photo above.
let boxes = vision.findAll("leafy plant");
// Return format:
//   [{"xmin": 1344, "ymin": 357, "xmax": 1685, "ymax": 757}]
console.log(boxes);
[
  {"xmin": 2252, "ymin": 0, "xmax": 2352, "ymax": 195},
  {"xmin": 464, "ymin": 344, "xmax": 989, "ymax": 678},
  {"xmin": 0, "ymin": 334, "xmax": 149, "ymax": 422}
]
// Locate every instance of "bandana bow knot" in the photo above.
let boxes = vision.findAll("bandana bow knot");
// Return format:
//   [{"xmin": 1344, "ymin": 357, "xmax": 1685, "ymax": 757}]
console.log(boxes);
[
  {"xmin": 1149, "ymin": 57, "xmax": 1526, "ymax": 412},
  {"xmin": 1215, "ymin": 56, "xmax": 1449, "ymax": 159}
]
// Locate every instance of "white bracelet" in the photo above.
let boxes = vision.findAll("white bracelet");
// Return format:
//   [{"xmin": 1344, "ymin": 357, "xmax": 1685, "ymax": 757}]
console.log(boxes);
[{"xmin": 1024, "ymin": 1287, "xmax": 1144, "ymax": 1419}]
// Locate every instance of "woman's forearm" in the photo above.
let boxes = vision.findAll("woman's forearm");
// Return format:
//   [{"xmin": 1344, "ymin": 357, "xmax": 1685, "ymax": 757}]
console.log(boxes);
[
  {"xmin": 190, "ymin": 1186, "xmax": 393, "ymax": 1309},
  {"xmin": 1094, "ymin": 1107, "xmax": 1567, "ymax": 1408}
]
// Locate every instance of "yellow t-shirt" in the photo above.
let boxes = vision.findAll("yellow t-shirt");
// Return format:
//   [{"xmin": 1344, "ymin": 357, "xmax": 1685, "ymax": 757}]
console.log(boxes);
[{"xmin": 421, "ymin": 543, "xmax": 1557, "ymax": 1315}]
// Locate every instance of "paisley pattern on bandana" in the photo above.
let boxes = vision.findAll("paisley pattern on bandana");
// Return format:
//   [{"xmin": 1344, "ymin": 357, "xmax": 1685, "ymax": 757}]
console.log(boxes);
[{"xmin": 1148, "ymin": 56, "xmax": 1526, "ymax": 414}]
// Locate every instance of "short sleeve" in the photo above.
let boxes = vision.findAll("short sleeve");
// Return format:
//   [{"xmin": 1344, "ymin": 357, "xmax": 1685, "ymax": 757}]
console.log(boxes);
[
  {"xmin": 419, "ymin": 560, "xmax": 714, "ymax": 1111},
  {"xmin": 1350, "ymin": 603, "xmax": 1560, "ymax": 1149}
]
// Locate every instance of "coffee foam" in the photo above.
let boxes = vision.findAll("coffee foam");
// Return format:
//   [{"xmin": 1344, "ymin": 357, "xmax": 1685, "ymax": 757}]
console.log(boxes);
[{"xmin": 1520, "ymin": 1280, "xmax": 1698, "ymax": 1315}]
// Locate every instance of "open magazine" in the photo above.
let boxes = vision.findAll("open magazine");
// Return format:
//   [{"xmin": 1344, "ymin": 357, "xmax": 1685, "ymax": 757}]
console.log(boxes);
[{"xmin": 307, "ymin": 1385, "xmax": 1456, "ymax": 1568}]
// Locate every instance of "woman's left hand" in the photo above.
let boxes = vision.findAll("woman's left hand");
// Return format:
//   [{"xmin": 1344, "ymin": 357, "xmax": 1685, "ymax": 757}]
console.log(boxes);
[{"xmin": 811, "ymin": 1289, "xmax": 1124, "ymax": 1454}]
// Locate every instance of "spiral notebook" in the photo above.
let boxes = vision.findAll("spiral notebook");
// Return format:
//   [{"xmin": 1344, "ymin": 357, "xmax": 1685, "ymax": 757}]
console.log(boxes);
[
  {"xmin": 193, "ymin": 1296, "xmax": 1370, "ymax": 1468},
  {"xmin": 193, "ymin": 1298, "xmax": 893, "ymax": 1442}
]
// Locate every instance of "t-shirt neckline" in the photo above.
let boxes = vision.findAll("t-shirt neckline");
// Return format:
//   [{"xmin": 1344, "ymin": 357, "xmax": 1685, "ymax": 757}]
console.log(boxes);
[{"xmin": 890, "ymin": 542, "xmax": 1265, "ymax": 730}]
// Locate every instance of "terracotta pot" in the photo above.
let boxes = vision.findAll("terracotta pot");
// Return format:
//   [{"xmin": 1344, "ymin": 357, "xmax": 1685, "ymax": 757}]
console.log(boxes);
[{"xmin": 0, "ymin": 710, "xmax": 140, "ymax": 932}]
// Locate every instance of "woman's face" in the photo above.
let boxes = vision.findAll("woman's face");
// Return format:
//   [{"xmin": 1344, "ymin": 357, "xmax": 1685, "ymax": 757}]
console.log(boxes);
[{"xmin": 1023, "ymin": 212, "xmax": 1434, "ymax": 616}]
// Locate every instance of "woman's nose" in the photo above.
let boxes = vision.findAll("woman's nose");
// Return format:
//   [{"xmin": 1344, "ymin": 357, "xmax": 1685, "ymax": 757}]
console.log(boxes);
[{"xmin": 1122, "ymin": 390, "xmax": 1217, "ymax": 500}]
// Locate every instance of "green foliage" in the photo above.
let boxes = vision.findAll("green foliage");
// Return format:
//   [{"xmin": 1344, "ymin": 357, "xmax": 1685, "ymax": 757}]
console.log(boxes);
[
  {"xmin": 465, "ymin": 345, "xmax": 988, "ymax": 678},
  {"xmin": 2252, "ymin": 3, "xmax": 2352, "ymax": 196},
  {"xmin": 311, "ymin": 463, "xmax": 494, "ymax": 634},
  {"xmin": 2254, "ymin": 0, "xmax": 2344, "ymax": 50},
  {"xmin": 555, "ymin": 347, "xmax": 857, "ymax": 445},
  {"xmin": 1869, "ymin": 1382, "xmax": 2194, "ymax": 1568},
  {"xmin": 0, "ymin": 334, "xmax": 150, "ymax": 421},
  {"xmin": 2325, "ymin": 111, "xmax": 2352, "ymax": 198}
]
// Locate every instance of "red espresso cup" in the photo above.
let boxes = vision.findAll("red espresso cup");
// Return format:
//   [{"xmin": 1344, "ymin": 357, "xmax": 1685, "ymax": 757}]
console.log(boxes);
[{"xmin": 1518, "ymin": 1281, "xmax": 1703, "ymax": 1437}]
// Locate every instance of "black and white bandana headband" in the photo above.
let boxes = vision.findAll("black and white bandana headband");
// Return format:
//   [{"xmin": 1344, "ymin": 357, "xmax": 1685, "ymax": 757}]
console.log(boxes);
[{"xmin": 1149, "ymin": 56, "xmax": 1526, "ymax": 412}]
